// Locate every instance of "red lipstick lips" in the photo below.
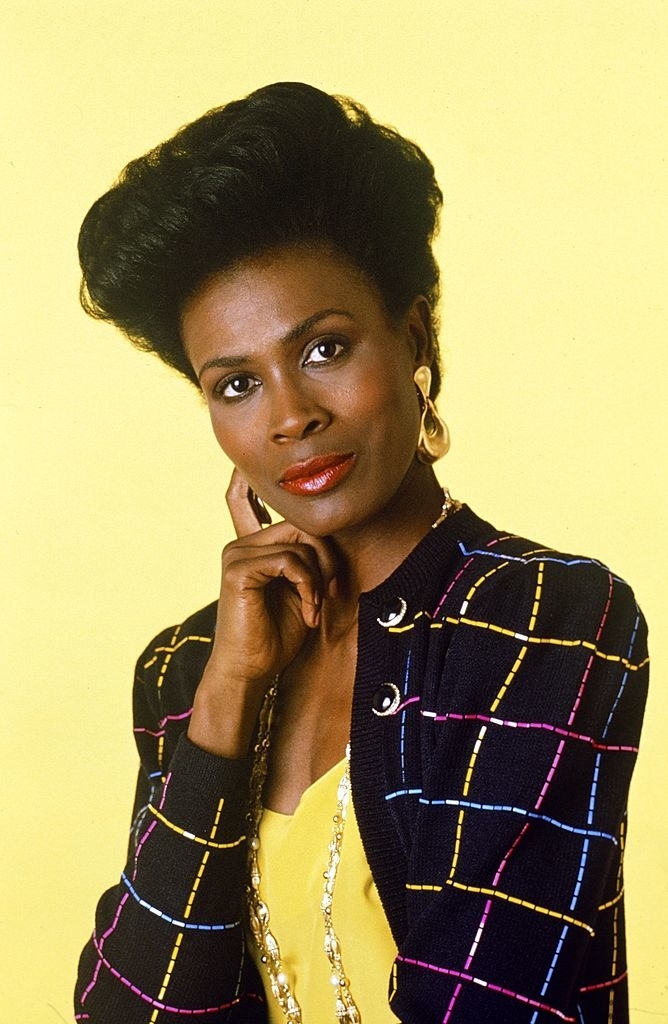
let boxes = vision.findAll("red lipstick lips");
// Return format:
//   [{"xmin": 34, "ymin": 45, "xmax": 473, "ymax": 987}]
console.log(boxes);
[{"xmin": 279, "ymin": 453, "xmax": 356, "ymax": 495}]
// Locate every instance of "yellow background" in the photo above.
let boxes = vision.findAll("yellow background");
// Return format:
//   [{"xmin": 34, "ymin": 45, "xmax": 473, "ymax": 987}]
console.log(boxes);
[{"xmin": 2, "ymin": 2, "xmax": 666, "ymax": 1021}]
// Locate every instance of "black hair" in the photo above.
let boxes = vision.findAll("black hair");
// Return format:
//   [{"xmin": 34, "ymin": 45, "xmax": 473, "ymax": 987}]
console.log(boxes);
[{"xmin": 78, "ymin": 82, "xmax": 443, "ymax": 394}]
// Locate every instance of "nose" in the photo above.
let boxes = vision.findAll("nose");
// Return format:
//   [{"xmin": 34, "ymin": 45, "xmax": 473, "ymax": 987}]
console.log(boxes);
[{"xmin": 269, "ymin": 376, "xmax": 330, "ymax": 443}]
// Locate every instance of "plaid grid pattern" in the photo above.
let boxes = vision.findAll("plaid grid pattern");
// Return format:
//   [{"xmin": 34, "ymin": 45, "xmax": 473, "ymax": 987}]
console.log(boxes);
[{"xmin": 75, "ymin": 506, "xmax": 648, "ymax": 1023}]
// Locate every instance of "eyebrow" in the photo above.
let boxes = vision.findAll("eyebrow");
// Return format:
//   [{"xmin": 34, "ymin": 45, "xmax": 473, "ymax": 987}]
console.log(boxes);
[{"xmin": 196, "ymin": 308, "xmax": 353, "ymax": 381}]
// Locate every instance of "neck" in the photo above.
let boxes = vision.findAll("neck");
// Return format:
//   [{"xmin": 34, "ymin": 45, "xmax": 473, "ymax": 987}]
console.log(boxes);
[{"xmin": 318, "ymin": 463, "xmax": 444, "ymax": 638}]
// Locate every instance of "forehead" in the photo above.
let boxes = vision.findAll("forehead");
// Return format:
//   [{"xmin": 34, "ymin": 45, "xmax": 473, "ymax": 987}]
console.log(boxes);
[{"xmin": 180, "ymin": 246, "xmax": 388, "ymax": 357}]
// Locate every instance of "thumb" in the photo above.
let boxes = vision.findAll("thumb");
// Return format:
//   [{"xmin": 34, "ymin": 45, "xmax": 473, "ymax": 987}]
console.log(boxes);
[{"xmin": 226, "ymin": 468, "xmax": 272, "ymax": 538}]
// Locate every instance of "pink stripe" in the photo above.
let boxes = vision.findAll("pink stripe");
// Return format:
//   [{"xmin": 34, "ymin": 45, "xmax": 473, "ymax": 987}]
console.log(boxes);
[
  {"xmin": 535, "ymin": 739, "xmax": 565, "ymax": 810},
  {"xmin": 398, "ymin": 956, "xmax": 576, "ymax": 1021},
  {"xmin": 567, "ymin": 574, "xmax": 613, "ymax": 728},
  {"xmin": 443, "ymin": 982, "xmax": 463, "ymax": 1023},
  {"xmin": 444, "ymin": 823, "xmax": 531, "ymax": 1019},
  {"xmin": 86, "ymin": 812, "xmax": 161, "ymax": 1005},
  {"xmin": 158, "ymin": 771, "xmax": 173, "ymax": 811},
  {"xmin": 91, "ymin": 936, "xmax": 263, "ymax": 1014},
  {"xmin": 79, "ymin": 889, "xmax": 129, "ymax": 1008},
  {"xmin": 423, "ymin": 711, "xmax": 637, "ymax": 752},
  {"xmin": 131, "ymin": 818, "xmax": 158, "ymax": 881},
  {"xmin": 159, "ymin": 708, "xmax": 193, "ymax": 726},
  {"xmin": 463, "ymin": 898, "xmax": 493, "ymax": 970},
  {"xmin": 79, "ymin": 957, "xmax": 103, "ymax": 1006},
  {"xmin": 579, "ymin": 969, "xmax": 628, "ymax": 993},
  {"xmin": 99, "ymin": 894, "xmax": 130, "ymax": 945},
  {"xmin": 432, "ymin": 556, "xmax": 475, "ymax": 617},
  {"xmin": 397, "ymin": 695, "xmax": 421, "ymax": 712},
  {"xmin": 134, "ymin": 708, "xmax": 194, "ymax": 736},
  {"xmin": 492, "ymin": 823, "xmax": 531, "ymax": 887},
  {"xmin": 439, "ymin": 571, "xmax": 616, "ymax": 1018}
]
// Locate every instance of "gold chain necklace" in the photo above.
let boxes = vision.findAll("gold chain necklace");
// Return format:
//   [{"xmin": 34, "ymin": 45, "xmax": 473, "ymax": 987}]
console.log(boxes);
[
  {"xmin": 431, "ymin": 486, "xmax": 462, "ymax": 529},
  {"xmin": 246, "ymin": 681, "xmax": 361, "ymax": 1022},
  {"xmin": 245, "ymin": 488, "xmax": 460, "ymax": 1021}
]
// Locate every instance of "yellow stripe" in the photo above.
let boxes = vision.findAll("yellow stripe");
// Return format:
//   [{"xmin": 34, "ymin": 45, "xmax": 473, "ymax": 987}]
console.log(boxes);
[
  {"xmin": 148, "ymin": 798, "xmax": 226, "ymax": 1021},
  {"xmin": 150, "ymin": 625, "xmax": 184, "ymax": 771},
  {"xmin": 489, "ymin": 644, "xmax": 529, "ymax": 714},
  {"xmin": 143, "ymin": 633, "xmax": 212, "ymax": 669},
  {"xmin": 149, "ymin": 804, "xmax": 245, "ymax": 850},
  {"xmin": 598, "ymin": 888, "xmax": 624, "ymax": 913},
  {"xmin": 449, "ymin": 725, "xmax": 489, "ymax": 879},
  {"xmin": 155, "ymin": 625, "xmax": 182, "ymax": 691},
  {"xmin": 182, "ymin": 798, "xmax": 224, "ymax": 920},
  {"xmin": 149, "ymin": 930, "xmax": 185, "ymax": 1021},
  {"xmin": 462, "ymin": 561, "xmax": 511, "ymax": 609},
  {"xmin": 449, "ymin": 566, "xmax": 543, "ymax": 879},
  {"xmin": 152, "ymin": 634, "xmax": 213, "ymax": 657},
  {"xmin": 527, "ymin": 562, "xmax": 544, "ymax": 633},
  {"xmin": 390, "ymin": 616, "xmax": 648, "ymax": 673},
  {"xmin": 407, "ymin": 879, "xmax": 595, "ymax": 936}
]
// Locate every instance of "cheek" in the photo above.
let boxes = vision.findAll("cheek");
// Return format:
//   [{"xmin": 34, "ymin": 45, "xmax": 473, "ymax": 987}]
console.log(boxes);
[
  {"xmin": 207, "ymin": 408, "xmax": 254, "ymax": 465},
  {"xmin": 207, "ymin": 408, "xmax": 228, "ymax": 451},
  {"xmin": 371, "ymin": 373, "xmax": 420, "ymax": 429},
  {"xmin": 352, "ymin": 377, "xmax": 421, "ymax": 466},
  {"xmin": 347, "ymin": 351, "xmax": 416, "ymax": 415}
]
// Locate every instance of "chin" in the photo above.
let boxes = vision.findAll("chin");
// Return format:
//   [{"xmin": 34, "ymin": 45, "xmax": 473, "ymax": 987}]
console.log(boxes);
[{"xmin": 262, "ymin": 487, "xmax": 337, "ymax": 531}]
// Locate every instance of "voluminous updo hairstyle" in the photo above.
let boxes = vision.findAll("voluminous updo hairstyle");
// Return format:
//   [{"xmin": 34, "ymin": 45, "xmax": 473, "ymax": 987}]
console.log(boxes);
[{"xmin": 78, "ymin": 82, "xmax": 444, "ymax": 394}]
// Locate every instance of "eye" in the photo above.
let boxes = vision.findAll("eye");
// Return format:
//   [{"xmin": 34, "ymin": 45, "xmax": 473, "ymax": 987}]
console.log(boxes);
[
  {"xmin": 213, "ymin": 373, "xmax": 260, "ymax": 401},
  {"xmin": 303, "ymin": 336, "xmax": 347, "ymax": 366}
]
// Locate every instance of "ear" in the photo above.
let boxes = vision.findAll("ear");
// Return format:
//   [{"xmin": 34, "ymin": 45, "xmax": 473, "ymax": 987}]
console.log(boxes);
[{"xmin": 405, "ymin": 295, "xmax": 435, "ymax": 369}]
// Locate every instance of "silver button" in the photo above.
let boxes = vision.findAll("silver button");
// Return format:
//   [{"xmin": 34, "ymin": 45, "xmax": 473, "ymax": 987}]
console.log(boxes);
[
  {"xmin": 372, "ymin": 683, "xmax": 402, "ymax": 716},
  {"xmin": 376, "ymin": 597, "xmax": 407, "ymax": 628}
]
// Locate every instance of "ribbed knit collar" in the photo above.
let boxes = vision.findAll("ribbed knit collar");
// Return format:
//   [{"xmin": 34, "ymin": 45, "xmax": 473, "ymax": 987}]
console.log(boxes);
[{"xmin": 359, "ymin": 504, "xmax": 498, "ymax": 612}]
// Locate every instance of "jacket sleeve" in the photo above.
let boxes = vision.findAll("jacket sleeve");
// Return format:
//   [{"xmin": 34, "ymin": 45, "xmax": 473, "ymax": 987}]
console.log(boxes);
[
  {"xmin": 74, "ymin": 621, "xmax": 267, "ymax": 1023},
  {"xmin": 391, "ymin": 556, "xmax": 649, "ymax": 1024}
]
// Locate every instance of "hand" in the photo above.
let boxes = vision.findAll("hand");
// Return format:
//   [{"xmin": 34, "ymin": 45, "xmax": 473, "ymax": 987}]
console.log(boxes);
[{"xmin": 187, "ymin": 469, "xmax": 337, "ymax": 757}]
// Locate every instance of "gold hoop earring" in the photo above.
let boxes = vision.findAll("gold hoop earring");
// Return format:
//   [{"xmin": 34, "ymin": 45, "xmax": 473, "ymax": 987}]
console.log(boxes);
[{"xmin": 414, "ymin": 366, "xmax": 450, "ymax": 464}]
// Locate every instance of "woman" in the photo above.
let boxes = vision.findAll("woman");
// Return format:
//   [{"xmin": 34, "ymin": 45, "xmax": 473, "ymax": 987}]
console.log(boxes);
[{"xmin": 74, "ymin": 83, "xmax": 648, "ymax": 1023}]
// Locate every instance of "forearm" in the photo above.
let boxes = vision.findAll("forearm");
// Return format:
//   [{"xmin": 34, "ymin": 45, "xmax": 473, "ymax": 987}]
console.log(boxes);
[
  {"xmin": 187, "ymin": 665, "xmax": 269, "ymax": 759},
  {"xmin": 75, "ymin": 736, "xmax": 265, "ymax": 1023}
]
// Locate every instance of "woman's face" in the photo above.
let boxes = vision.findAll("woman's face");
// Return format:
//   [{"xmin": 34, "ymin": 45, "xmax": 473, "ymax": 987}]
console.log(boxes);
[{"xmin": 181, "ymin": 246, "xmax": 434, "ymax": 537}]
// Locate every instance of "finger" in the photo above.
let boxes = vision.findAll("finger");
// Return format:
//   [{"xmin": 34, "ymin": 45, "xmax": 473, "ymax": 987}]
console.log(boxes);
[
  {"xmin": 225, "ymin": 547, "xmax": 325, "ymax": 628},
  {"xmin": 238, "ymin": 520, "xmax": 339, "ymax": 598},
  {"xmin": 225, "ymin": 473, "xmax": 338, "ymax": 594},
  {"xmin": 303, "ymin": 535, "xmax": 339, "ymax": 598},
  {"xmin": 276, "ymin": 567, "xmax": 322, "ymax": 629},
  {"xmin": 226, "ymin": 468, "xmax": 268, "ymax": 538},
  {"xmin": 274, "ymin": 526, "xmax": 338, "ymax": 598},
  {"xmin": 248, "ymin": 490, "xmax": 272, "ymax": 527},
  {"xmin": 223, "ymin": 540, "xmax": 325, "ymax": 594}
]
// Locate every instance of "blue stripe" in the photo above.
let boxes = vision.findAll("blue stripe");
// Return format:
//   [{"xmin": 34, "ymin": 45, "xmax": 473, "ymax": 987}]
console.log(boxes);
[
  {"xmin": 384, "ymin": 791, "xmax": 617, "ymax": 844},
  {"xmin": 121, "ymin": 873, "xmax": 240, "ymax": 932},
  {"xmin": 457, "ymin": 542, "xmax": 621, "ymax": 576}
]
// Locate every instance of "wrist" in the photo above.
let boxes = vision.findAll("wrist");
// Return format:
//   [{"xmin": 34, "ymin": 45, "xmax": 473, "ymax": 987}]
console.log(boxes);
[{"xmin": 188, "ymin": 668, "xmax": 268, "ymax": 758}]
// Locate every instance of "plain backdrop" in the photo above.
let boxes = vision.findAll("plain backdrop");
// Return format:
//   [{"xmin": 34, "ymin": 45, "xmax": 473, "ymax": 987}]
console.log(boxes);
[{"xmin": 2, "ymin": 2, "xmax": 666, "ymax": 1021}]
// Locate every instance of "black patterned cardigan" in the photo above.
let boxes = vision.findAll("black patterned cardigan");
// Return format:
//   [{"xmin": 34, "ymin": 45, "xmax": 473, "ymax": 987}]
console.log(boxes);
[{"xmin": 75, "ymin": 505, "xmax": 649, "ymax": 1023}]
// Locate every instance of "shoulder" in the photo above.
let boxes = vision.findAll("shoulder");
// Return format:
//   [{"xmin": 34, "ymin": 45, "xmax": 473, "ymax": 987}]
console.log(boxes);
[
  {"xmin": 134, "ymin": 600, "xmax": 218, "ymax": 691},
  {"xmin": 132, "ymin": 601, "xmax": 217, "ymax": 771},
  {"xmin": 389, "ymin": 512, "xmax": 643, "ymax": 753},
  {"xmin": 366, "ymin": 504, "xmax": 647, "ymax": 652},
  {"xmin": 446, "ymin": 520, "xmax": 646, "ymax": 646},
  {"xmin": 427, "ymin": 515, "xmax": 648, "ymax": 733}
]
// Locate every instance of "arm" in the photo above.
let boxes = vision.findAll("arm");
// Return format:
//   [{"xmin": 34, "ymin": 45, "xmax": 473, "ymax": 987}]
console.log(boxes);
[
  {"xmin": 392, "ymin": 555, "xmax": 649, "ymax": 1023},
  {"xmin": 74, "ymin": 620, "xmax": 267, "ymax": 1023},
  {"xmin": 75, "ymin": 475, "xmax": 337, "ymax": 1022}
]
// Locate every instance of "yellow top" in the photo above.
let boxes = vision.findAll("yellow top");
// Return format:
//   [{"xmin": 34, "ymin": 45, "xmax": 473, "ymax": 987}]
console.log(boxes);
[{"xmin": 248, "ymin": 758, "xmax": 399, "ymax": 1022}]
